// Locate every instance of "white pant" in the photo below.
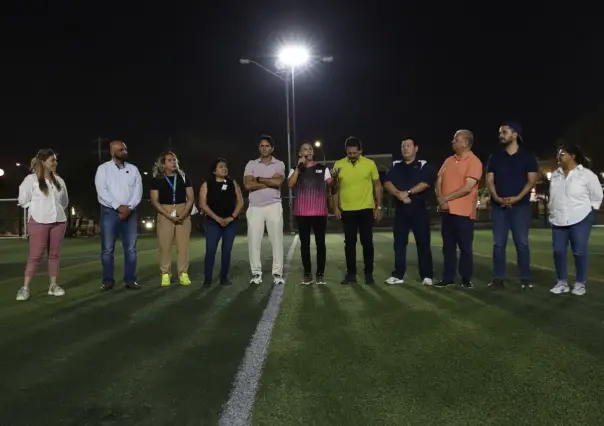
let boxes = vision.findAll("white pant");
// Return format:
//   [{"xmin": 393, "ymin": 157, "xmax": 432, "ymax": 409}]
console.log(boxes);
[{"xmin": 246, "ymin": 202, "xmax": 284, "ymax": 276}]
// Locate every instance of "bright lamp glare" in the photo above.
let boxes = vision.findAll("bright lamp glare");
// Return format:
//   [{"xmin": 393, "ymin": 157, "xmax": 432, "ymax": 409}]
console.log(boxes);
[
  {"xmin": 314, "ymin": 141, "xmax": 321, "ymax": 147},
  {"xmin": 0, "ymin": 169, "xmax": 4, "ymax": 177},
  {"xmin": 278, "ymin": 46, "xmax": 309, "ymax": 67},
  {"xmin": 546, "ymin": 172, "xmax": 552, "ymax": 180},
  {"xmin": 145, "ymin": 222, "xmax": 153, "ymax": 229}
]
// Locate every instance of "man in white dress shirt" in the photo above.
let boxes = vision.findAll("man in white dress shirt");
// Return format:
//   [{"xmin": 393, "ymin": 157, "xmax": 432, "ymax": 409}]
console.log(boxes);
[{"xmin": 94, "ymin": 141, "xmax": 143, "ymax": 290}]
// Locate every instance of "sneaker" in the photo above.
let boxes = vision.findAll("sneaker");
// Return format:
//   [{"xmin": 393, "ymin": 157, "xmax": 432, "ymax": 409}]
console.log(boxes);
[
  {"xmin": 520, "ymin": 279, "xmax": 533, "ymax": 290},
  {"xmin": 460, "ymin": 280, "xmax": 474, "ymax": 289},
  {"xmin": 385, "ymin": 277, "xmax": 404, "ymax": 285},
  {"xmin": 315, "ymin": 274, "xmax": 326, "ymax": 285},
  {"xmin": 422, "ymin": 278, "xmax": 433, "ymax": 286},
  {"xmin": 219, "ymin": 279, "xmax": 232, "ymax": 286},
  {"xmin": 364, "ymin": 274, "xmax": 375, "ymax": 285},
  {"xmin": 301, "ymin": 274, "xmax": 313, "ymax": 285},
  {"xmin": 550, "ymin": 281, "xmax": 570, "ymax": 294},
  {"xmin": 48, "ymin": 284, "xmax": 65, "ymax": 297},
  {"xmin": 16, "ymin": 287, "xmax": 30, "ymax": 301},
  {"xmin": 250, "ymin": 274, "xmax": 262, "ymax": 285},
  {"xmin": 341, "ymin": 274, "xmax": 357, "ymax": 285},
  {"xmin": 161, "ymin": 273, "xmax": 170, "ymax": 287},
  {"xmin": 434, "ymin": 280, "xmax": 455, "ymax": 288},
  {"xmin": 203, "ymin": 279, "xmax": 212, "ymax": 287},
  {"xmin": 488, "ymin": 278, "xmax": 505, "ymax": 289},
  {"xmin": 273, "ymin": 274, "xmax": 285, "ymax": 285},
  {"xmin": 179, "ymin": 272, "xmax": 192, "ymax": 286},
  {"xmin": 572, "ymin": 282, "xmax": 586, "ymax": 296}
]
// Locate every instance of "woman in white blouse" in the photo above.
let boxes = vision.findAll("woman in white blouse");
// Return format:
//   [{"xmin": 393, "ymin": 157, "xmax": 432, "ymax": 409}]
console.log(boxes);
[
  {"xmin": 548, "ymin": 144, "xmax": 603, "ymax": 296},
  {"xmin": 16, "ymin": 149, "xmax": 69, "ymax": 301}
]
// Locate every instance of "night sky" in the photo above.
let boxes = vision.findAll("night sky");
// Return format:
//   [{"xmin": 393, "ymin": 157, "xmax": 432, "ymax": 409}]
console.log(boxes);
[{"xmin": 2, "ymin": 2, "xmax": 603, "ymax": 199}]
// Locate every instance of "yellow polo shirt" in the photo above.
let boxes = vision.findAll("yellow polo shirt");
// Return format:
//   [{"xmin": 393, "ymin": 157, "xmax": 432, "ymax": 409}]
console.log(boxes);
[{"xmin": 334, "ymin": 155, "xmax": 379, "ymax": 211}]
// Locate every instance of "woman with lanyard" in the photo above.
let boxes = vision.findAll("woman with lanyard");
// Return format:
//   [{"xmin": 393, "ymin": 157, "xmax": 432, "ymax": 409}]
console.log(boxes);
[
  {"xmin": 548, "ymin": 144, "xmax": 603, "ymax": 296},
  {"xmin": 150, "ymin": 151, "xmax": 195, "ymax": 287}
]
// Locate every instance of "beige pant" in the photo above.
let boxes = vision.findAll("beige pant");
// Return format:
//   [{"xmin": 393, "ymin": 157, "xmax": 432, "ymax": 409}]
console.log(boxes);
[
  {"xmin": 247, "ymin": 202, "xmax": 284, "ymax": 275},
  {"xmin": 157, "ymin": 203, "xmax": 191, "ymax": 275}
]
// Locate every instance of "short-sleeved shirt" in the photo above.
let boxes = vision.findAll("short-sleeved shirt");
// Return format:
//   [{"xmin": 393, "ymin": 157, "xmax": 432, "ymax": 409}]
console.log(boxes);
[
  {"xmin": 438, "ymin": 152, "xmax": 483, "ymax": 219},
  {"xmin": 385, "ymin": 159, "xmax": 436, "ymax": 209},
  {"xmin": 334, "ymin": 155, "xmax": 379, "ymax": 211},
  {"xmin": 486, "ymin": 148, "xmax": 539, "ymax": 206},
  {"xmin": 288, "ymin": 163, "xmax": 332, "ymax": 216},
  {"xmin": 151, "ymin": 173, "xmax": 192, "ymax": 205},
  {"xmin": 244, "ymin": 157, "xmax": 286, "ymax": 207}
]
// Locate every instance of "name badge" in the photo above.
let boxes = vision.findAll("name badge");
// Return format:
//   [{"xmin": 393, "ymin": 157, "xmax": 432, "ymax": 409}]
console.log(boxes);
[
  {"xmin": 221, "ymin": 184, "xmax": 228, "ymax": 191},
  {"xmin": 315, "ymin": 169, "xmax": 322, "ymax": 174}
]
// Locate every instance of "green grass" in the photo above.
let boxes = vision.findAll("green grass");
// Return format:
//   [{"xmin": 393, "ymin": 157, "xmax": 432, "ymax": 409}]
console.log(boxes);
[
  {"xmin": 1, "ymin": 230, "xmax": 604, "ymax": 425},
  {"xmin": 254, "ymin": 229, "xmax": 604, "ymax": 426}
]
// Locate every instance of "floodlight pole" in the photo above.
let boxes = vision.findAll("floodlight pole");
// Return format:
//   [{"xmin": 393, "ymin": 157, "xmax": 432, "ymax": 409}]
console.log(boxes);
[{"xmin": 284, "ymin": 71, "xmax": 294, "ymax": 232}]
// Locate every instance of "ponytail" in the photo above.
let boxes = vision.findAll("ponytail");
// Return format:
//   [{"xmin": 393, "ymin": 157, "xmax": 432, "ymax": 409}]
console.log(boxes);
[{"xmin": 30, "ymin": 149, "xmax": 62, "ymax": 196}]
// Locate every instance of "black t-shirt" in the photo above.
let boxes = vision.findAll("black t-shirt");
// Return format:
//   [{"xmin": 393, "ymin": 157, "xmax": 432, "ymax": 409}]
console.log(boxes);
[
  {"xmin": 151, "ymin": 173, "xmax": 192, "ymax": 204},
  {"xmin": 205, "ymin": 178, "xmax": 237, "ymax": 220}
]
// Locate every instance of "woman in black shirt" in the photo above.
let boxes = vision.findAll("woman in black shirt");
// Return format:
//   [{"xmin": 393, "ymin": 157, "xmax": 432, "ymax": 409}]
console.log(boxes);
[
  {"xmin": 150, "ymin": 151, "xmax": 195, "ymax": 287},
  {"xmin": 199, "ymin": 158, "xmax": 244, "ymax": 286}
]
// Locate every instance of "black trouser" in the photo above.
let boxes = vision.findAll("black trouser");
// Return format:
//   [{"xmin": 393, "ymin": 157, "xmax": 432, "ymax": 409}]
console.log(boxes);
[
  {"xmin": 296, "ymin": 216, "xmax": 327, "ymax": 275},
  {"xmin": 341, "ymin": 209, "xmax": 374, "ymax": 275},
  {"xmin": 393, "ymin": 206, "xmax": 433, "ymax": 280},
  {"xmin": 440, "ymin": 212, "xmax": 475, "ymax": 282}
]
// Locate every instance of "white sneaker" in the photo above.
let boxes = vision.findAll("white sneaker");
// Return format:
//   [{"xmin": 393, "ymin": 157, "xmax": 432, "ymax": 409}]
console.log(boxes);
[
  {"xmin": 550, "ymin": 281, "xmax": 570, "ymax": 294},
  {"xmin": 273, "ymin": 274, "xmax": 285, "ymax": 285},
  {"xmin": 385, "ymin": 277, "xmax": 404, "ymax": 285},
  {"xmin": 48, "ymin": 284, "xmax": 65, "ymax": 297},
  {"xmin": 422, "ymin": 278, "xmax": 433, "ymax": 286},
  {"xmin": 249, "ymin": 274, "xmax": 262, "ymax": 285},
  {"xmin": 572, "ymin": 283, "xmax": 586, "ymax": 296},
  {"xmin": 16, "ymin": 287, "xmax": 30, "ymax": 301}
]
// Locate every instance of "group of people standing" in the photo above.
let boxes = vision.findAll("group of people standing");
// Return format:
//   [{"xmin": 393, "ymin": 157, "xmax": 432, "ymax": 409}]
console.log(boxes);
[{"xmin": 14, "ymin": 124, "xmax": 603, "ymax": 301}]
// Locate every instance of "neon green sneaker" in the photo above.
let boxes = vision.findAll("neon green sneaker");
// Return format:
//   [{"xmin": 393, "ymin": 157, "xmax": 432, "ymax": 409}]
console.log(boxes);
[
  {"xmin": 161, "ymin": 273, "xmax": 170, "ymax": 287},
  {"xmin": 179, "ymin": 272, "xmax": 191, "ymax": 286}
]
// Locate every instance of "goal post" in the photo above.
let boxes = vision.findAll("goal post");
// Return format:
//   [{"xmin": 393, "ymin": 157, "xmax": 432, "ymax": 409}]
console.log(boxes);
[{"xmin": 0, "ymin": 198, "xmax": 27, "ymax": 239}]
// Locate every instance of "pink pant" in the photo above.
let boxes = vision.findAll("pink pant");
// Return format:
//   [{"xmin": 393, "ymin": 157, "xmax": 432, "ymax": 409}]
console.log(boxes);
[{"xmin": 25, "ymin": 219, "xmax": 67, "ymax": 278}]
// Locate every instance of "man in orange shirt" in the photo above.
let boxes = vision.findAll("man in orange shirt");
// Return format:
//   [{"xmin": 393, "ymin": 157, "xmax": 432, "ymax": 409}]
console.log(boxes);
[{"xmin": 434, "ymin": 130, "xmax": 483, "ymax": 289}]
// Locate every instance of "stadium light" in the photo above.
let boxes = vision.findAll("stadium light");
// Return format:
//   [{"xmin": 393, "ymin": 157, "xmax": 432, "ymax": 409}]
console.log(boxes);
[
  {"xmin": 546, "ymin": 172, "xmax": 552, "ymax": 181},
  {"xmin": 0, "ymin": 168, "xmax": 4, "ymax": 177},
  {"xmin": 278, "ymin": 46, "xmax": 309, "ymax": 67},
  {"xmin": 314, "ymin": 140, "xmax": 321, "ymax": 147}
]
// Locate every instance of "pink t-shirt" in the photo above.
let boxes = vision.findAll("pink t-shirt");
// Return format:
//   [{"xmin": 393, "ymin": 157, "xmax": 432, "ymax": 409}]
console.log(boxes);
[
  {"xmin": 288, "ymin": 163, "xmax": 332, "ymax": 216},
  {"xmin": 244, "ymin": 157, "xmax": 286, "ymax": 207}
]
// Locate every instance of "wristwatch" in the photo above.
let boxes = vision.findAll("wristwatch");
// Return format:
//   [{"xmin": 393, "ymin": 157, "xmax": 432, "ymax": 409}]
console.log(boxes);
[{"xmin": 407, "ymin": 189, "xmax": 413, "ymax": 196}]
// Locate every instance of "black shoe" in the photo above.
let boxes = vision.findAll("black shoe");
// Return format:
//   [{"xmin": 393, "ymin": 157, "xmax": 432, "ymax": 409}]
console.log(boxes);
[
  {"xmin": 520, "ymin": 279, "xmax": 533, "ymax": 289},
  {"xmin": 341, "ymin": 274, "xmax": 357, "ymax": 285},
  {"xmin": 364, "ymin": 274, "xmax": 375, "ymax": 285},
  {"xmin": 315, "ymin": 274, "xmax": 326, "ymax": 285},
  {"xmin": 435, "ymin": 280, "xmax": 455, "ymax": 288},
  {"xmin": 203, "ymin": 280, "xmax": 212, "ymax": 287},
  {"xmin": 101, "ymin": 282, "xmax": 114, "ymax": 291},
  {"xmin": 488, "ymin": 278, "xmax": 505, "ymax": 289},
  {"xmin": 461, "ymin": 280, "xmax": 474, "ymax": 289},
  {"xmin": 301, "ymin": 274, "xmax": 314, "ymax": 285},
  {"xmin": 219, "ymin": 279, "xmax": 231, "ymax": 286},
  {"xmin": 125, "ymin": 282, "xmax": 141, "ymax": 290}
]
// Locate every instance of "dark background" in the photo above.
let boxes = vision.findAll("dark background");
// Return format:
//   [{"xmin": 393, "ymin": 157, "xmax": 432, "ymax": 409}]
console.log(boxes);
[{"xmin": 1, "ymin": 1, "xmax": 603, "ymax": 210}]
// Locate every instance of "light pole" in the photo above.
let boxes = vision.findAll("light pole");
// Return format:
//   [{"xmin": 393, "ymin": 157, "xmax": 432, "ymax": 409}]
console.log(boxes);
[
  {"xmin": 314, "ymin": 140, "xmax": 326, "ymax": 165},
  {"xmin": 240, "ymin": 46, "xmax": 333, "ymax": 232}
]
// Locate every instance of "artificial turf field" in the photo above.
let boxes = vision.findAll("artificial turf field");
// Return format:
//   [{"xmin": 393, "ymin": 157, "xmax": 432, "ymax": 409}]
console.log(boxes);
[{"xmin": 1, "ymin": 229, "xmax": 604, "ymax": 425}]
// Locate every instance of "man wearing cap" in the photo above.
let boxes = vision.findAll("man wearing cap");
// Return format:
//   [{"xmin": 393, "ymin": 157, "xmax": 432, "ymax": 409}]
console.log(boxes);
[{"xmin": 486, "ymin": 122, "xmax": 539, "ymax": 289}]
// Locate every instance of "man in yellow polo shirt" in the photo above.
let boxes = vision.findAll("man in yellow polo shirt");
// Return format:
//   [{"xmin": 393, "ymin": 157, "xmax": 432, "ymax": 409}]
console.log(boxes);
[{"xmin": 332, "ymin": 137, "xmax": 383, "ymax": 285}]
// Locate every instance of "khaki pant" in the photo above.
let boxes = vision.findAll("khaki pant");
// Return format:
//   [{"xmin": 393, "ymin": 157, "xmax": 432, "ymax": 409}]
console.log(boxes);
[
  {"xmin": 247, "ymin": 202, "xmax": 284, "ymax": 276},
  {"xmin": 157, "ymin": 203, "xmax": 191, "ymax": 275}
]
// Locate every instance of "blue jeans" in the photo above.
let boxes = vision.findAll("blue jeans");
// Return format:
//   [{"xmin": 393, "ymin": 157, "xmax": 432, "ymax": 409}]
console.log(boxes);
[
  {"xmin": 204, "ymin": 220, "xmax": 237, "ymax": 281},
  {"xmin": 491, "ymin": 203, "xmax": 531, "ymax": 280},
  {"xmin": 441, "ymin": 213, "xmax": 474, "ymax": 282},
  {"xmin": 100, "ymin": 206, "xmax": 138, "ymax": 284},
  {"xmin": 552, "ymin": 210, "xmax": 595, "ymax": 284}
]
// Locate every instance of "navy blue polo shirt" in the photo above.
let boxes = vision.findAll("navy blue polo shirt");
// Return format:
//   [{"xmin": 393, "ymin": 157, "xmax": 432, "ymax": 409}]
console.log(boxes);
[
  {"xmin": 486, "ymin": 148, "xmax": 539, "ymax": 206},
  {"xmin": 385, "ymin": 159, "xmax": 436, "ymax": 208}
]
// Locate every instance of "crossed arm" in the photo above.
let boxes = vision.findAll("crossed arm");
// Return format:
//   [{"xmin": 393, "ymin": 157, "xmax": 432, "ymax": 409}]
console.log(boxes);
[{"xmin": 243, "ymin": 174, "xmax": 284, "ymax": 191}]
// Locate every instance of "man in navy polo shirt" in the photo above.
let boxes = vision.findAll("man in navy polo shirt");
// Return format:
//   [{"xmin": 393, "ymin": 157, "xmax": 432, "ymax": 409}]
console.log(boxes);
[
  {"xmin": 486, "ymin": 122, "xmax": 539, "ymax": 289},
  {"xmin": 383, "ymin": 137, "xmax": 436, "ymax": 285}
]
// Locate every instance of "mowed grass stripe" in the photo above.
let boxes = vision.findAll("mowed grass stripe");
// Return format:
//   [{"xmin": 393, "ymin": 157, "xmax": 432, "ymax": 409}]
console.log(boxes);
[
  {"xmin": 253, "ymin": 233, "xmax": 604, "ymax": 425},
  {"xmin": 0, "ymin": 237, "xmax": 281, "ymax": 425}
]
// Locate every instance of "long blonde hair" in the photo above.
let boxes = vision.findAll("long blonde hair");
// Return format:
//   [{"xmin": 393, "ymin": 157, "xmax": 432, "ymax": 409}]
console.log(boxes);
[
  {"xmin": 152, "ymin": 151, "xmax": 185, "ymax": 178},
  {"xmin": 30, "ymin": 149, "xmax": 61, "ymax": 196}
]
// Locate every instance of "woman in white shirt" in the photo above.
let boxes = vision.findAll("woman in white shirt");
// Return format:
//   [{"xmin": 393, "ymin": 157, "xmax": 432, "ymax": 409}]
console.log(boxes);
[
  {"xmin": 16, "ymin": 149, "xmax": 69, "ymax": 301},
  {"xmin": 548, "ymin": 144, "xmax": 603, "ymax": 296}
]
